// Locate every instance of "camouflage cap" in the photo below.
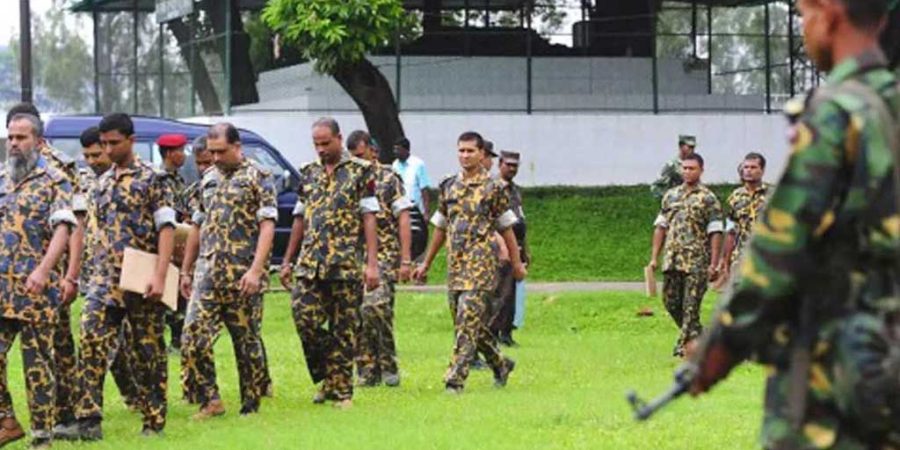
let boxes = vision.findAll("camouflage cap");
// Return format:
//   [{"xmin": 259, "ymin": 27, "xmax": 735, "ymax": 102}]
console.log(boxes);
[{"xmin": 678, "ymin": 135, "xmax": 697, "ymax": 147}]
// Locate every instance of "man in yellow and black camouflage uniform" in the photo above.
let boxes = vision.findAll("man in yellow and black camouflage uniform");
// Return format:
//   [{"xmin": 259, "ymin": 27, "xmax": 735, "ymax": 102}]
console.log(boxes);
[
  {"xmin": 279, "ymin": 118, "xmax": 381, "ymax": 409},
  {"xmin": 179, "ymin": 123, "xmax": 277, "ymax": 418},
  {"xmin": 721, "ymin": 152, "xmax": 770, "ymax": 279},
  {"xmin": 414, "ymin": 131, "xmax": 526, "ymax": 394},
  {"xmin": 157, "ymin": 134, "xmax": 188, "ymax": 356},
  {"xmin": 77, "ymin": 126, "xmax": 142, "ymax": 417},
  {"xmin": 347, "ymin": 131, "xmax": 413, "ymax": 387},
  {"xmin": 649, "ymin": 153, "xmax": 724, "ymax": 357},
  {"xmin": 4, "ymin": 103, "xmax": 87, "ymax": 441},
  {"xmin": 0, "ymin": 113, "xmax": 77, "ymax": 448},
  {"xmin": 76, "ymin": 113, "xmax": 176, "ymax": 439}
]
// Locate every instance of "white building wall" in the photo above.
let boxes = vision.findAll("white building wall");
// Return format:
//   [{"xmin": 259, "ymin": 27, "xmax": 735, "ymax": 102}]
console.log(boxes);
[{"xmin": 200, "ymin": 111, "xmax": 789, "ymax": 187}]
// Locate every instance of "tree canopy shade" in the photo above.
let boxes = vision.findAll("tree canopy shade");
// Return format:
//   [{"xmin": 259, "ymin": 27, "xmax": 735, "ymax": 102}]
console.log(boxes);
[{"xmin": 263, "ymin": 0, "xmax": 417, "ymax": 161}]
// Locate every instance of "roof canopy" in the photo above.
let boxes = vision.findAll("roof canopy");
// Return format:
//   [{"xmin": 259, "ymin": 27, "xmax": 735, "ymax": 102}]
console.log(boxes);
[{"xmin": 70, "ymin": 0, "xmax": 266, "ymax": 13}]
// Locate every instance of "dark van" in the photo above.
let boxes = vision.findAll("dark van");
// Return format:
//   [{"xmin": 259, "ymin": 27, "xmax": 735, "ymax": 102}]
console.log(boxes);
[{"xmin": 43, "ymin": 115, "xmax": 300, "ymax": 265}]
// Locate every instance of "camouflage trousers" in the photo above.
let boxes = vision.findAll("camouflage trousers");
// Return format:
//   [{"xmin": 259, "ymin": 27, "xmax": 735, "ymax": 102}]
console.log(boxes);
[
  {"xmin": 489, "ymin": 262, "xmax": 516, "ymax": 338},
  {"xmin": 356, "ymin": 280, "xmax": 398, "ymax": 383},
  {"xmin": 52, "ymin": 305, "xmax": 78, "ymax": 426},
  {"xmin": 252, "ymin": 294, "xmax": 272, "ymax": 397},
  {"xmin": 76, "ymin": 294, "xmax": 168, "ymax": 431},
  {"xmin": 445, "ymin": 290, "xmax": 509, "ymax": 388},
  {"xmin": 760, "ymin": 313, "xmax": 900, "ymax": 450},
  {"xmin": 291, "ymin": 278, "xmax": 361, "ymax": 401},
  {"xmin": 0, "ymin": 318, "xmax": 55, "ymax": 438},
  {"xmin": 109, "ymin": 318, "xmax": 140, "ymax": 408},
  {"xmin": 181, "ymin": 288, "xmax": 267, "ymax": 408},
  {"xmin": 662, "ymin": 271, "xmax": 707, "ymax": 355}
]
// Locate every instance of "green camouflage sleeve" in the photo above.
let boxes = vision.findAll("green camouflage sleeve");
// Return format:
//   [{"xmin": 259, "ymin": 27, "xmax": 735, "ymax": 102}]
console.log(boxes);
[{"xmin": 707, "ymin": 97, "xmax": 849, "ymax": 356}]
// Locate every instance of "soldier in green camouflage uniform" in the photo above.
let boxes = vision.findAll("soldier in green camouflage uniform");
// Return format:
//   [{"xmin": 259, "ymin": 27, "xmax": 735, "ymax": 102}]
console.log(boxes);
[
  {"xmin": 649, "ymin": 153, "xmax": 724, "ymax": 357},
  {"xmin": 75, "ymin": 113, "xmax": 176, "ymax": 439},
  {"xmin": 179, "ymin": 123, "xmax": 277, "ymax": 418},
  {"xmin": 0, "ymin": 113, "xmax": 77, "ymax": 448},
  {"xmin": 414, "ymin": 131, "xmax": 526, "ymax": 394},
  {"xmin": 688, "ymin": 1, "xmax": 900, "ymax": 448},
  {"xmin": 279, "ymin": 118, "xmax": 381, "ymax": 408},
  {"xmin": 721, "ymin": 153, "xmax": 771, "ymax": 278},
  {"xmin": 651, "ymin": 135, "xmax": 696, "ymax": 198},
  {"xmin": 347, "ymin": 131, "xmax": 414, "ymax": 387}
]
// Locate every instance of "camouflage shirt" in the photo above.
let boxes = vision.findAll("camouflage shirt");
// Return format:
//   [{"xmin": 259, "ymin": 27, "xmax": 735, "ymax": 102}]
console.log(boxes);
[
  {"xmin": 725, "ymin": 183, "xmax": 771, "ymax": 266},
  {"xmin": 85, "ymin": 157, "xmax": 176, "ymax": 306},
  {"xmin": 651, "ymin": 157, "xmax": 683, "ymax": 198},
  {"xmin": 178, "ymin": 180, "xmax": 200, "ymax": 222},
  {"xmin": 291, "ymin": 151, "xmax": 379, "ymax": 281},
  {"xmin": 40, "ymin": 144, "xmax": 84, "ymax": 213},
  {"xmin": 706, "ymin": 49, "xmax": 900, "ymax": 360},
  {"xmin": 432, "ymin": 168, "xmax": 519, "ymax": 291},
  {"xmin": 165, "ymin": 168, "xmax": 186, "ymax": 220},
  {"xmin": 0, "ymin": 156, "xmax": 76, "ymax": 323},
  {"xmin": 191, "ymin": 160, "xmax": 278, "ymax": 291},
  {"xmin": 371, "ymin": 163, "xmax": 413, "ymax": 282},
  {"xmin": 654, "ymin": 184, "xmax": 724, "ymax": 274}
]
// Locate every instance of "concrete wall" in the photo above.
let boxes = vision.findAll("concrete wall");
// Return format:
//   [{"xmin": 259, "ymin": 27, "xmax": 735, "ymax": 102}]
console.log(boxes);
[
  {"xmin": 247, "ymin": 56, "xmax": 764, "ymax": 112},
  {"xmin": 195, "ymin": 111, "xmax": 789, "ymax": 187}
]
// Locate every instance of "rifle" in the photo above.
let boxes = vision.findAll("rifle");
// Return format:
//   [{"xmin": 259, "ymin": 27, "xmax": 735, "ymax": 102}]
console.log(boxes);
[{"xmin": 626, "ymin": 361, "xmax": 697, "ymax": 421}]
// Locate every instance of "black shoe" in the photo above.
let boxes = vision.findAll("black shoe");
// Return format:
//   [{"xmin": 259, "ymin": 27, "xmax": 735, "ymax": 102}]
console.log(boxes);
[
  {"xmin": 444, "ymin": 384, "xmax": 464, "ymax": 395},
  {"xmin": 382, "ymin": 372, "xmax": 400, "ymax": 387},
  {"xmin": 312, "ymin": 387, "xmax": 337, "ymax": 404},
  {"xmin": 239, "ymin": 400, "xmax": 260, "ymax": 416},
  {"xmin": 494, "ymin": 358, "xmax": 516, "ymax": 388},
  {"xmin": 29, "ymin": 437, "xmax": 51, "ymax": 449},
  {"xmin": 140, "ymin": 425, "xmax": 164, "ymax": 438},
  {"xmin": 52, "ymin": 421, "xmax": 80, "ymax": 441},
  {"xmin": 78, "ymin": 418, "xmax": 102, "ymax": 441}
]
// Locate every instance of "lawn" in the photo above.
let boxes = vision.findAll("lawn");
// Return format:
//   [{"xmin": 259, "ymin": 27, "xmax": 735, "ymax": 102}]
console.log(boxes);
[{"xmin": 2, "ymin": 289, "xmax": 764, "ymax": 449}]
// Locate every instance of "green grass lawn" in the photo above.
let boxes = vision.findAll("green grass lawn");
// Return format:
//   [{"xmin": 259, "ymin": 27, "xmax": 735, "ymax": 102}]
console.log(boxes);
[
  {"xmin": 422, "ymin": 185, "xmax": 738, "ymax": 284},
  {"xmin": 2, "ymin": 289, "xmax": 764, "ymax": 449}
]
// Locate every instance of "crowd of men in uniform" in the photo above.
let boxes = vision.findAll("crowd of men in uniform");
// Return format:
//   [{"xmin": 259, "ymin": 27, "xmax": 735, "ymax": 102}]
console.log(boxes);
[
  {"xmin": 647, "ymin": 135, "xmax": 772, "ymax": 358},
  {"xmin": 0, "ymin": 106, "xmax": 530, "ymax": 447}
]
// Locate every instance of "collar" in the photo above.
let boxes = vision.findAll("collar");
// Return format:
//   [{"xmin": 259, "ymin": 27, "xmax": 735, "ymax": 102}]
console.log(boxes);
[
  {"xmin": 458, "ymin": 167, "xmax": 489, "ymax": 186},
  {"xmin": 826, "ymin": 48, "xmax": 889, "ymax": 86},
  {"xmin": 5, "ymin": 155, "xmax": 49, "ymax": 191}
]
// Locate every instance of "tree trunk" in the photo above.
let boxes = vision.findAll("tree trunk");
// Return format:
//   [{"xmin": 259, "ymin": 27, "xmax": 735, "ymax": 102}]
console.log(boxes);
[
  {"xmin": 332, "ymin": 58, "xmax": 405, "ymax": 164},
  {"xmin": 205, "ymin": 0, "xmax": 260, "ymax": 107},
  {"xmin": 168, "ymin": 19, "xmax": 223, "ymax": 114}
]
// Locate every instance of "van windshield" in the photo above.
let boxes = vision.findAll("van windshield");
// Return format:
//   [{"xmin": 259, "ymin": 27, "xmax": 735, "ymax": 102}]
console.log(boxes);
[
  {"xmin": 48, "ymin": 138, "xmax": 154, "ymax": 167},
  {"xmin": 47, "ymin": 138, "xmax": 289, "ymax": 189}
]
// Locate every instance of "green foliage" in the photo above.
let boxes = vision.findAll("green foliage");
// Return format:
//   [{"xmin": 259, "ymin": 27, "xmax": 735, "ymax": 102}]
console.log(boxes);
[
  {"xmin": 8, "ymin": 290, "xmax": 762, "ymax": 449},
  {"xmin": 262, "ymin": 0, "xmax": 416, "ymax": 74},
  {"xmin": 9, "ymin": 2, "xmax": 93, "ymax": 112}
]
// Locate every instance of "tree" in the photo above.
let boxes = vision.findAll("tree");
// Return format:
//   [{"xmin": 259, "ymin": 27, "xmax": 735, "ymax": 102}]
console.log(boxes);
[
  {"xmin": 9, "ymin": 1, "xmax": 93, "ymax": 113},
  {"xmin": 263, "ymin": 0, "xmax": 416, "ymax": 163}
]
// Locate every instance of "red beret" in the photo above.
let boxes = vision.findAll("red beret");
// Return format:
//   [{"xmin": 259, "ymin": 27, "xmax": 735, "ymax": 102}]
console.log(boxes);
[{"xmin": 156, "ymin": 134, "xmax": 187, "ymax": 148}]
